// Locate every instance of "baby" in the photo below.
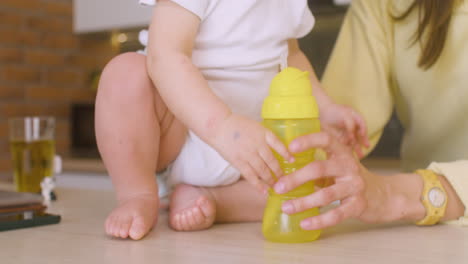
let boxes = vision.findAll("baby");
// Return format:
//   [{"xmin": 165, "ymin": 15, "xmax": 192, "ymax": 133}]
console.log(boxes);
[{"xmin": 95, "ymin": 0, "xmax": 368, "ymax": 240}]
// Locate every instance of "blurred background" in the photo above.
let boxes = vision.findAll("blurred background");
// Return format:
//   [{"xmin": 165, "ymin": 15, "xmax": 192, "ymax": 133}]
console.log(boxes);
[{"xmin": 0, "ymin": 0, "xmax": 403, "ymax": 181}]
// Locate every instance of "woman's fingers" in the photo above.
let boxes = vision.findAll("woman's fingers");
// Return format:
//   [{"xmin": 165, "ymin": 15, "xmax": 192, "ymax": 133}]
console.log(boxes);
[
  {"xmin": 299, "ymin": 197, "xmax": 362, "ymax": 230},
  {"xmin": 354, "ymin": 143, "xmax": 365, "ymax": 159},
  {"xmin": 274, "ymin": 160, "xmax": 338, "ymax": 194},
  {"xmin": 281, "ymin": 183, "xmax": 351, "ymax": 214},
  {"xmin": 343, "ymin": 114, "xmax": 358, "ymax": 146},
  {"xmin": 351, "ymin": 110, "xmax": 370, "ymax": 149},
  {"xmin": 289, "ymin": 132, "xmax": 345, "ymax": 155}
]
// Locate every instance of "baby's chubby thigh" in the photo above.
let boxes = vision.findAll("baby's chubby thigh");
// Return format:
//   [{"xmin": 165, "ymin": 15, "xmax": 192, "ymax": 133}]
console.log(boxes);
[{"xmin": 168, "ymin": 131, "xmax": 241, "ymax": 188}]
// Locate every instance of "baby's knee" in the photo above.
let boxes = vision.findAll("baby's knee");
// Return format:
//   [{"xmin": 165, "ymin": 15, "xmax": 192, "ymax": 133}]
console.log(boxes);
[
  {"xmin": 102, "ymin": 52, "xmax": 148, "ymax": 84},
  {"xmin": 98, "ymin": 52, "xmax": 153, "ymax": 99}
]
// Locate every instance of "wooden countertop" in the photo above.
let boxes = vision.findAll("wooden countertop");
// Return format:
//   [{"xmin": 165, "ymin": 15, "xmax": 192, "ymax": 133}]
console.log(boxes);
[
  {"xmin": 59, "ymin": 157, "xmax": 403, "ymax": 174},
  {"xmin": 1, "ymin": 186, "xmax": 467, "ymax": 264}
]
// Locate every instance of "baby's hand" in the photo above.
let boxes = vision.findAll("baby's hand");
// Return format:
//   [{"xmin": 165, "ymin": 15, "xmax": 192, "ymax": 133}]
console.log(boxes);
[
  {"xmin": 320, "ymin": 103, "xmax": 370, "ymax": 158},
  {"xmin": 212, "ymin": 114, "xmax": 294, "ymax": 193}
]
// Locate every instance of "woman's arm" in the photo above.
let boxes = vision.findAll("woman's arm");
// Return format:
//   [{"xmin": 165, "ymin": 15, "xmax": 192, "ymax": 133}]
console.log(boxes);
[
  {"xmin": 288, "ymin": 39, "xmax": 369, "ymax": 155},
  {"xmin": 322, "ymin": 0, "xmax": 395, "ymax": 156}
]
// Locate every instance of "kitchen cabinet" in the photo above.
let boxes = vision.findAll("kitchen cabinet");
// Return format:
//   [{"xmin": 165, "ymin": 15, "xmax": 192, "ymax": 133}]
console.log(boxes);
[{"xmin": 73, "ymin": 0, "xmax": 152, "ymax": 33}]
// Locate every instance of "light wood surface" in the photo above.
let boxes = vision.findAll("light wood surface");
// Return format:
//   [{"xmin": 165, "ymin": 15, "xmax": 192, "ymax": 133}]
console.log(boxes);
[
  {"xmin": 62, "ymin": 158, "xmax": 107, "ymax": 173},
  {"xmin": 59, "ymin": 157, "xmax": 402, "ymax": 175},
  {"xmin": 1, "ymin": 186, "xmax": 467, "ymax": 264}
]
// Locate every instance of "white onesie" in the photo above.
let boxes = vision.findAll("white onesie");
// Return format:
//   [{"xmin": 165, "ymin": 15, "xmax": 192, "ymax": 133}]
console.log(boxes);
[{"xmin": 139, "ymin": 0, "xmax": 315, "ymax": 190}]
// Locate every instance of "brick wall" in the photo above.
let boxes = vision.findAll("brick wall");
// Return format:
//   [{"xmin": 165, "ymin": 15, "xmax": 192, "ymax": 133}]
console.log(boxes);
[{"xmin": 0, "ymin": 0, "xmax": 117, "ymax": 173}]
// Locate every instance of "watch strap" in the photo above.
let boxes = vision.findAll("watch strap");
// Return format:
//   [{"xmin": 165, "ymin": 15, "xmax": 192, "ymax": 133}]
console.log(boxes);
[{"xmin": 415, "ymin": 169, "xmax": 448, "ymax": 226}]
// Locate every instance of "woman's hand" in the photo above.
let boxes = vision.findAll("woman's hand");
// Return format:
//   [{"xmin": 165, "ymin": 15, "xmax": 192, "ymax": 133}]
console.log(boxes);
[
  {"xmin": 320, "ymin": 103, "xmax": 370, "ymax": 158},
  {"xmin": 273, "ymin": 132, "xmax": 394, "ymax": 230},
  {"xmin": 212, "ymin": 114, "xmax": 294, "ymax": 193}
]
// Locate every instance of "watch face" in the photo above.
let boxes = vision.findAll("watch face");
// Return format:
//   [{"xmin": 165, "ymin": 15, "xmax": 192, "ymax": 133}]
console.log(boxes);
[{"xmin": 428, "ymin": 187, "xmax": 446, "ymax": 208}]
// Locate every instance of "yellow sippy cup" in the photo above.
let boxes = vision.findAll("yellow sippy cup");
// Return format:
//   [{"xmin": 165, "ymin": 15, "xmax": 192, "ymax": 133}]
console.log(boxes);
[{"xmin": 261, "ymin": 67, "xmax": 321, "ymax": 243}]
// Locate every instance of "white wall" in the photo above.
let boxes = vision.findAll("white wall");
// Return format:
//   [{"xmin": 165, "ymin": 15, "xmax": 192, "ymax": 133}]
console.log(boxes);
[{"xmin": 73, "ymin": 0, "xmax": 153, "ymax": 33}]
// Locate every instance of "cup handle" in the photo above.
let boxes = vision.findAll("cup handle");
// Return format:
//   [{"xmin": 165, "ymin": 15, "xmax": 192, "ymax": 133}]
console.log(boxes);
[{"xmin": 54, "ymin": 155, "xmax": 62, "ymax": 175}]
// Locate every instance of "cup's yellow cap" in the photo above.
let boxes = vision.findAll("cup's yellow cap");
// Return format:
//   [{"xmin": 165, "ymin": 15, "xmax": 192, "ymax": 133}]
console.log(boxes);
[{"xmin": 262, "ymin": 67, "xmax": 319, "ymax": 119}]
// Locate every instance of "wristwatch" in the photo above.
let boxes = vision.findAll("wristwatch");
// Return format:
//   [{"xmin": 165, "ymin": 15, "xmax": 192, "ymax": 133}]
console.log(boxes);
[{"xmin": 415, "ymin": 169, "xmax": 448, "ymax": 226}]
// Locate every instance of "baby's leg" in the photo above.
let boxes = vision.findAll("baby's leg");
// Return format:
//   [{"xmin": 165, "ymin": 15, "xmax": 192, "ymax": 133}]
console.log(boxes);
[
  {"xmin": 96, "ymin": 52, "xmax": 186, "ymax": 240},
  {"xmin": 169, "ymin": 180, "xmax": 266, "ymax": 231}
]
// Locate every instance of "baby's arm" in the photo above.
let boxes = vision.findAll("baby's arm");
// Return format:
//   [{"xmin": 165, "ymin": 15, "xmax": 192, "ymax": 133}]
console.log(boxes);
[
  {"xmin": 287, "ymin": 39, "xmax": 369, "ymax": 155},
  {"xmin": 287, "ymin": 39, "xmax": 333, "ymax": 111},
  {"xmin": 146, "ymin": 1, "xmax": 292, "ymax": 191},
  {"xmin": 147, "ymin": 1, "xmax": 230, "ymax": 141}
]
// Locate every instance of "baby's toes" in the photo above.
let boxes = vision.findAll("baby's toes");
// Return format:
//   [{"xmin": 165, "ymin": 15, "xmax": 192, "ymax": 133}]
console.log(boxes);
[
  {"xmin": 186, "ymin": 210, "xmax": 198, "ymax": 229},
  {"xmin": 129, "ymin": 215, "xmax": 150, "ymax": 240},
  {"xmin": 118, "ymin": 216, "xmax": 133, "ymax": 238},
  {"xmin": 190, "ymin": 207, "xmax": 205, "ymax": 226},
  {"xmin": 197, "ymin": 197, "xmax": 215, "ymax": 223},
  {"xmin": 105, "ymin": 216, "xmax": 114, "ymax": 236},
  {"xmin": 113, "ymin": 217, "xmax": 125, "ymax": 237},
  {"xmin": 106, "ymin": 216, "xmax": 120, "ymax": 237},
  {"xmin": 170, "ymin": 213, "xmax": 181, "ymax": 230},
  {"xmin": 179, "ymin": 211, "xmax": 190, "ymax": 231}
]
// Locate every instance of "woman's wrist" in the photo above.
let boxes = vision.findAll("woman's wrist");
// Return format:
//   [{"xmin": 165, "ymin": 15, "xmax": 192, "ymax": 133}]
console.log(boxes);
[
  {"xmin": 387, "ymin": 173, "xmax": 426, "ymax": 222},
  {"xmin": 385, "ymin": 171, "xmax": 465, "ymax": 223},
  {"xmin": 438, "ymin": 174, "xmax": 465, "ymax": 221}
]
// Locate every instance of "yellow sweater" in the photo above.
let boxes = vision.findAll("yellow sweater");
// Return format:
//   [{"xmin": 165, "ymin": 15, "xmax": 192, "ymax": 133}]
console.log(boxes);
[{"xmin": 322, "ymin": 0, "xmax": 468, "ymax": 225}]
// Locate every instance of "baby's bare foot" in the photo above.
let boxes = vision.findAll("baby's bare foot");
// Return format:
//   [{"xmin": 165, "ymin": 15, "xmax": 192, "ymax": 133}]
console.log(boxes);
[
  {"xmin": 169, "ymin": 184, "xmax": 216, "ymax": 231},
  {"xmin": 105, "ymin": 194, "xmax": 158, "ymax": 240}
]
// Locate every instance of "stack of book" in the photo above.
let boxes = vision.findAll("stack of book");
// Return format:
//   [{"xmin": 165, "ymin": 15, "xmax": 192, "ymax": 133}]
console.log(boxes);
[{"xmin": 0, "ymin": 191, "xmax": 60, "ymax": 231}]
